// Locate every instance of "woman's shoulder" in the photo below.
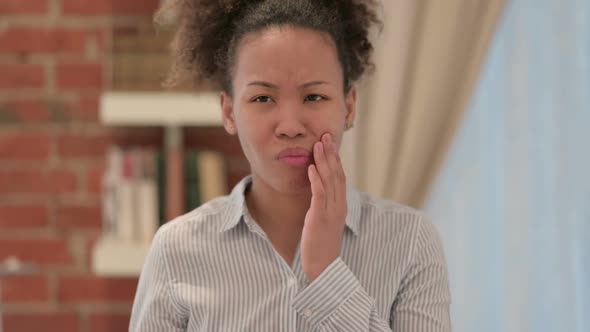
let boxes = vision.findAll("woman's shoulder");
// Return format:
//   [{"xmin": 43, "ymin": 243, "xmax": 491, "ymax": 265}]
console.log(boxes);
[
  {"xmin": 357, "ymin": 189, "xmax": 428, "ymax": 220},
  {"xmin": 154, "ymin": 194, "xmax": 234, "ymax": 241},
  {"xmin": 353, "ymin": 190, "xmax": 445, "ymax": 266},
  {"xmin": 354, "ymin": 189, "xmax": 439, "ymax": 241}
]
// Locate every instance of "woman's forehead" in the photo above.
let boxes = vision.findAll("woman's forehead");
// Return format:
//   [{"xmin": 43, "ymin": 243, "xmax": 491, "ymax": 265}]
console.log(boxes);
[{"xmin": 233, "ymin": 26, "xmax": 343, "ymax": 87}]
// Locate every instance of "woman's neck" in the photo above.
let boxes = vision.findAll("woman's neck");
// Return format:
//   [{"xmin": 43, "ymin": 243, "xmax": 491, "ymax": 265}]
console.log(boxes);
[{"xmin": 245, "ymin": 175, "xmax": 312, "ymax": 237}]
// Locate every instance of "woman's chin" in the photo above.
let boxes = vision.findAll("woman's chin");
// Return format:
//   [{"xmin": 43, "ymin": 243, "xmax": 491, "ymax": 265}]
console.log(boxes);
[
  {"xmin": 268, "ymin": 170, "xmax": 311, "ymax": 194},
  {"xmin": 279, "ymin": 172, "xmax": 311, "ymax": 193},
  {"xmin": 251, "ymin": 166, "xmax": 311, "ymax": 195}
]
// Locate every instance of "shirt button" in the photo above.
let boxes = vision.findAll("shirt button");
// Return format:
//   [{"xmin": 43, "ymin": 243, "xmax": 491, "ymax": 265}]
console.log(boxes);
[
  {"xmin": 287, "ymin": 278, "xmax": 297, "ymax": 287},
  {"xmin": 302, "ymin": 308, "xmax": 313, "ymax": 318}
]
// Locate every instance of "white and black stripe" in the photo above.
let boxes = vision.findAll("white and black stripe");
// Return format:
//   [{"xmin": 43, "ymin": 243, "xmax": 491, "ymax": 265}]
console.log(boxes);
[{"xmin": 130, "ymin": 175, "xmax": 451, "ymax": 331}]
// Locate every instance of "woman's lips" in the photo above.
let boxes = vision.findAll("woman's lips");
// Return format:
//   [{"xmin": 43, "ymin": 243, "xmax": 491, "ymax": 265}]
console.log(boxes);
[
  {"xmin": 280, "ymin": 155, "xmax": 312, "ymax": 167},
  {"xmin": 277, "ymin": 147, "xmax": 313, "ymax": 167}
]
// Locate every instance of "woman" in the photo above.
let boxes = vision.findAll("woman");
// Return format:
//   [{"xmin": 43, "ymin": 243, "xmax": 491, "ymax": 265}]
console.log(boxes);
[{"xmin": 130, "ymin": 1, "xmax": 451, "ymax": 331}]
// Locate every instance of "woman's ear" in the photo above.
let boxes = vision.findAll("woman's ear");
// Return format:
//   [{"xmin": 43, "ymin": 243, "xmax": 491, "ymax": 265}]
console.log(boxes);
[
  {"xmin": 344, "ymin": 86, "xmax": 357, "ymax": 131},
  {"xmin": 220, "ymin": 91, "xmax": 237, "ymax": 135}
]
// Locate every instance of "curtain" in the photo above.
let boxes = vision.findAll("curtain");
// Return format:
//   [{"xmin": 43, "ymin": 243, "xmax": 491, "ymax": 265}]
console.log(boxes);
[
  {"xmin": 425, "ymin": 0, "xmax": 590, "ymax": 331},
  {"xmin": 341, "ymin": 0, "xmax": 506, "ymax": 207}
]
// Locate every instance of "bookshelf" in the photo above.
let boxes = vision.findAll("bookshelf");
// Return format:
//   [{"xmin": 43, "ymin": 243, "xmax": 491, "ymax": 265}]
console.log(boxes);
[
  {"xmin": 99, "ymin": 92, "xmax": 222, "ymax": 126},
  {"xmin": 93, "ymin": 91, "xmax": 222, "ymax": 277},
  {"xmin": 92, "ymin": 236, "xmax": 152, "ymax": 277}
]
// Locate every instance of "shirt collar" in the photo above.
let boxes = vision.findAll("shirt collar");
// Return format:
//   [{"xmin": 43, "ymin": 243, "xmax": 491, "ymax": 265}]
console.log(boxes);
[{"xmin": 219, "ymin": 175, "xmax": 361, "ymax": 236}]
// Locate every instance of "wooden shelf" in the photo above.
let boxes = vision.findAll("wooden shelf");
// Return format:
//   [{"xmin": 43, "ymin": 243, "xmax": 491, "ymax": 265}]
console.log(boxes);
[
  {"xmin": 99, "ymin": 91, "xmax": 223, "ymax": 127},
  {"xmin": 92, "ymin": 236, "xmax": 151, "ymax": 277},
  {"xmin": 94, "ymin": 91, "xmax": 223, "ymax": 276}
]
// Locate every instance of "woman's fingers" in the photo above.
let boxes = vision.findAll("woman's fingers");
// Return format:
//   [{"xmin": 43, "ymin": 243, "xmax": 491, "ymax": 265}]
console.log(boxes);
[
  {"xmin": 308, "ymin": 164, "xmax": 326, "ymax": 211},
  {"xmin": 331, "ymin": 142, "xmax": 347, "ymax": 209},
  {"xmin": 313, "ymin": 133, "xmax": 346, "ymax": 208},
  {"xmin": 322, "ymin": 134, "xmax": 340, "ymax": 204},
  {"xmin": 313, "ymin": 138, "xmax": 333, "ymax": 207}
]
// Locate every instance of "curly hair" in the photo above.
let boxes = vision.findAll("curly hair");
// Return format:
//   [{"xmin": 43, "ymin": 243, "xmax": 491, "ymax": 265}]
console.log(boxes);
[{"xmin": 155, "ymin": 0, "xmax": 382, "ymax": 93}]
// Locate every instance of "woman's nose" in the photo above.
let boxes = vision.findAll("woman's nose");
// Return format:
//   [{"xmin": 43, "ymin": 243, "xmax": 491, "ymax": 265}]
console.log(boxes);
[
  {"xmin": 275, "ymin": 118, "xmax": 306, "ymax": 138},
  {"xmin": 274, "ymin": 106, "xmax": 307, "ymax": 138}
]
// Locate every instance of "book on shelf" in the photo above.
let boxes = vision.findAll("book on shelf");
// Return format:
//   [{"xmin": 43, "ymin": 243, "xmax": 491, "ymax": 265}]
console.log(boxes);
[
  {"xmin": 136, "ymin": 148, "xmax": 159, "ymax": 245},
  {"xmin": 196, "ymin": 150, "xmax": 228, "ymax": 203},
  {"xmin": 156, "ymin": 150, "xmax": 167, "ymax": 227},
  {"xmin": 102, "ymin": 146, "xmax": 229, "ymax": 244},
  {"xmin": 184, "ymin": 149, "xmax": 228, "ymax": 213},
  {"xmin": 185, "ymin": 150, "xmax": 201, "ymax": 213}
]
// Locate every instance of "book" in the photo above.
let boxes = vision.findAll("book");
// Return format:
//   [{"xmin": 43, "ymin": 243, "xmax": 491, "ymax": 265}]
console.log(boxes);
[
  {"xmin": 166, "ymin": 145, "xmax": 185, "ymax": 220},
  {"xmin": 101, "ymin": 146, "xmax": 229, "ymax": 241},
  {"xmin": 136, "ymin": 148, "xmax": 158, "ymax": 244},
  {"xmin": 157, "ymin": 150, "xmax": 167, "ymax": 226},
  {"xmin": 117, "ymin": 148, "xmax": 137, "ymax": 242},
  {"xmin": 197, "ymin": 150, "xmax": 228, "ymax": 203},
  {"xmin": 102, "ymin": 146, "xmax": 123, "ymax": 236},
  {"xmin": 185, "ymin": 150, "xmax": 201, "ymax": 212}
]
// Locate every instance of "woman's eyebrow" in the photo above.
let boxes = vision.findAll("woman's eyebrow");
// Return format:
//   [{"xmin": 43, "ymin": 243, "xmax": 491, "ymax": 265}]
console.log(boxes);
[
  {"xmin": 247, "ymin": 81, "xmax": 278, "ymax": 89},
  {"xmin": 246, "ymin": 80, "xmax": 329, "ymax": 89},
  {"xmin": 301, "ymin": 81, "xmax": 329, "ymax": 88}
]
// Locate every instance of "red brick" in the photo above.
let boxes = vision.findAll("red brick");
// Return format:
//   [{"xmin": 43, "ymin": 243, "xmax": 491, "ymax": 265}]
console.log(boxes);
[
  {"xmin": 67, "ymin": 96, "xmax": 100, "ymax": 122},
  {"xmin": 113, "ymin": 26, "xmax": 139, "ymax": 37},
  {"xmin": 58, "ymin": 276, "xmax": 138, "ymax": 303},
  {"xmin": 0, "ymin": 205, "xmax": 49, "ymax": 228},
  {"xmin": 0, "ymin": 239, "xmax": 72, "ymax": 265},
  {"xmin": 1, "ymin": 98, "xmax": 100, "ymax": 123},
  {"xmin": 89, "ymin": 313, "xmax": 130, "ymax": 332},
  {"xmin": 0, "ymin": 170, "xmax": 77, "ymax": 194},
  {"xmin": 56, "ymin": 63, "xmax": 103, "ymax": 90},
  {"xmin": 57, "ymin": 133, "xmax": 111, "ymax": 158},
  {"xmin": 0, "ymin": 132, "xmax": 51, "ymax": 161},
  {"xmin": 61, "ymin": 0, "xmax": 110, "ymax": 15},
  {"xmin": 0, "ymin": 64, "xmax": 45, "ymax": 89},
  {"xmin": 0, "ymin": 0, "xmax": 48, "ymax": 14},
  {"xmin": 56, "ymin": 205, "xmax": 102, "ymax": 230},
  {"xmin": 85, "ymin": 234, "xmax": 101, "ymax": 266},
  {"xmin": 62, "ymin": 0, "xmax": 159, "ymax": 16},
  {"xmin": 1, "ymin": 100, "xmax": 51, "ymax": 123},
  {"xmin": 0, "ymin": 276, "xmax": 49, "ymax": 303},
  {"xmin": 87, "ymin": 164, "xmax": 105, "ymax": 194},
  {"xmin": 113, "ymin": 0, "xmax": 160, "ymax": 15},
  {"xmin": 3, "ymin": 312, "xmax": 79, "ymax": 332},
  {"xmin": 0, "ymin": 28, "xmax": 90, "ymax": 54},
  {"xmin": 57, "ymin": 131, "xmax": 163, "ymax": 159},
  {"xmin": 91, "ymin": 27, "xmax": 111, "ymax": 52}
]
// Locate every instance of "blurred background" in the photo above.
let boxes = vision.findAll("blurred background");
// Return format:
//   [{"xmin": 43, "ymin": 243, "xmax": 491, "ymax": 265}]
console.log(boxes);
[{"xmin": 0, "ymin": 0, "xmax": 588, "ymax": 332}]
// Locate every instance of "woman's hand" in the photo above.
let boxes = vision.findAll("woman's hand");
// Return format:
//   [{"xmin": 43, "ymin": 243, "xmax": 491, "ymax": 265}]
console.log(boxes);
[{"xmin": 301, "ymin": 133, "xmax": 348, "ymax": 282}]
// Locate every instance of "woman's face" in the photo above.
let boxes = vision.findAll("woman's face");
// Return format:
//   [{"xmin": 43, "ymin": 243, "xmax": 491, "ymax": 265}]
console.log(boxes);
[{"xmin": 221, "ymin": 26, "xmax": 356, "ymax": 194}]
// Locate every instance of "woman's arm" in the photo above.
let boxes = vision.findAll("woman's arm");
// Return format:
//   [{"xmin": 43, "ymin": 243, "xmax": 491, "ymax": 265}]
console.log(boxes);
[
  {"xmin": 129, "ymin": 227, "xmax": 187, "ymax": 332},
  {"xmin": 293, "ymin": 219, "xmax": 451, "ymax": 332},
  {"xmin": 388, "ymin": 219, "xmax": 451, "ymax": 331},
  {"xmin": 292, "ymin": 257, "xmax": 394, "ymax": 331}
]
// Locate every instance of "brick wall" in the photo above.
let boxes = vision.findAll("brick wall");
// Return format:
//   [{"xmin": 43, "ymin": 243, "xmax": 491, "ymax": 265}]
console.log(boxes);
[{"xmin": 0, "ymin": 1, "xmax": 248, "ymax": 331}]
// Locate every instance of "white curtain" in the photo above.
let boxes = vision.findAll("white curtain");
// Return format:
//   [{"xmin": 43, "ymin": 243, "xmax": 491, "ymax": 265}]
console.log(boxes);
[
  {"xmin": 341, "ymin": 0, "xmax": 505, "ymax": 207},
  {"xmin": 425, "ymin": 0, "xmax": 590, "ymax": 331}
]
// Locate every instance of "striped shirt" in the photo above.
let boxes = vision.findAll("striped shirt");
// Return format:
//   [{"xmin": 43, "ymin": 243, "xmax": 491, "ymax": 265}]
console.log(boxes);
[{"xmin": 130, "ymin": 175, "xmax": 451, "ymax": 331}]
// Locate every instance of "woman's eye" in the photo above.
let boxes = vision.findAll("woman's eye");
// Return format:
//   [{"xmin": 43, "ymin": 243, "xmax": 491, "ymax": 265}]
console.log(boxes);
[
  {"xmin": 304, "ymin": 94, "xmax": 325, "ymax": 102},
  {"xmin": 253, "ymin": 96, "xmax": 273, "ymax": 103}
]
